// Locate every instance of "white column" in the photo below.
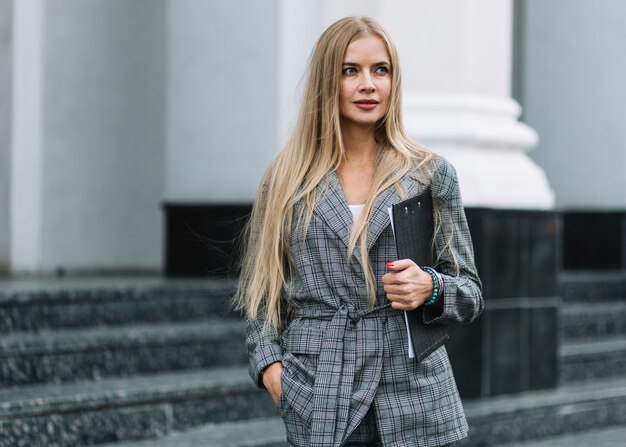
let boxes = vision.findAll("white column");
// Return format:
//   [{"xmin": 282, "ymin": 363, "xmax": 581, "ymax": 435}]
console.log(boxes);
[
  {"xmin": 10, "ymin": 0, "xmax": 44, "ymax": 271},
  {"xmin": 0, "ymin": 0, "xmax": 13, "ymax": 271},
  {"xmin": 10, "ymin": 0, "xmax": 166, "ymax": 274},
  {"xmin": 384, "ymin": 0, "xmax": 554, "ymax": 209}
]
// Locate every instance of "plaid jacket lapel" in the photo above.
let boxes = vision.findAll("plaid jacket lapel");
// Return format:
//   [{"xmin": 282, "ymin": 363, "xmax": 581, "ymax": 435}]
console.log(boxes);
[
  {"xmin": 314, "ymin": 169, "xmax": 424, "ymax": 254},
  {"xmin": 312, "ymin": 170, "xmax": 353, "ymax": 250}
]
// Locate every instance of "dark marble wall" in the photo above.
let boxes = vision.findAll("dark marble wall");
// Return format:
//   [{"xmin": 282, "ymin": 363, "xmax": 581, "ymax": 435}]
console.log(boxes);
[
  {"xmin": 562, "ymin": 211, "xmax": 626, "ymax": 271},
  {"xmin": 164, "ymin": 204, "xmax": 251, "ymax": 277},
  {"xmin": 447, "ymin": 209, "xmax": 560, "ymax": 398}
]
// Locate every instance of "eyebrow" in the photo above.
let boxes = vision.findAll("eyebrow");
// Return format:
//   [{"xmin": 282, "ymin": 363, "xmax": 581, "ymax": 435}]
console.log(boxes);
[{"xmin": 342, "ymin": 61, "xmax": 390, "ymax": 66}]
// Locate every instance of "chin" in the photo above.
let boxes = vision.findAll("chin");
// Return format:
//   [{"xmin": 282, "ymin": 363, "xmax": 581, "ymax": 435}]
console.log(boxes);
[{"xmin": 344, "ymin": 116, "xmax": 384, "ymax": 128}]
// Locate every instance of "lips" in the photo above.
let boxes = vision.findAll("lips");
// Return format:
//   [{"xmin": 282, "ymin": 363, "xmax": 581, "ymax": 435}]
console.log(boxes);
[{"xmin": 354, "ymin": 99, "xmax": 379, "ymax": 110}]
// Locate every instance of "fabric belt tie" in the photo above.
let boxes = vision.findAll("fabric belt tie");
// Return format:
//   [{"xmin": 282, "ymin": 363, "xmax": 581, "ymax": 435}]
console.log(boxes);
[{"xmin": 307, "ymin": 303, "xmax": 391, "ymax": 447}]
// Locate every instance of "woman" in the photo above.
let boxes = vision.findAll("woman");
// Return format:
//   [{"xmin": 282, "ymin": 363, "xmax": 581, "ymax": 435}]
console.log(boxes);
[{"xmin": 236, "ymin": 16, "xmax": 483, "ymax": 447}]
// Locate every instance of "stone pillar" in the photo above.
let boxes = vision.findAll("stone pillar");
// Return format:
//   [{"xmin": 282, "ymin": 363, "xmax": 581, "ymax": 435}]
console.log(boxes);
[
  {"xmin": 10, "ymin": 0, "xmax": 44, "ymax": 272},
  {"xmin": 9, "ymin": 0, "xmax": 166, "ymax": 275},
  {"xmin": 0, "ymin": 0, "xmax": 13, "ymax": 272},
  {"xmin": 384, "ymin": 0, "xmax": 555, "ymax": 209}
]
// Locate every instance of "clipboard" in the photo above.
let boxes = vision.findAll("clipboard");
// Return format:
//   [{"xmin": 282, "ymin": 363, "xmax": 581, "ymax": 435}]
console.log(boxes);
[{"xmin": 389, "ymin": 188, "xmax": 449, "ymax": 361}]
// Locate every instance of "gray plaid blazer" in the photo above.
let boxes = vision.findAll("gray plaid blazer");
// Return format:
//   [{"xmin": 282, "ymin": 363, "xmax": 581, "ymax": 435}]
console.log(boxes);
[{"xmin": 245, "ymin": 156, "xmax": 483, "ymax": 446}]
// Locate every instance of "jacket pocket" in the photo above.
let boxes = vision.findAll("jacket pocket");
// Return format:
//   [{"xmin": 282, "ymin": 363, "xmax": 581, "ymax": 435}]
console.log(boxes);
[
  {"xmin": 281, "ymin": 324, "xmax": 324, "ymax": 355},
  {"xmin": 280, "ymin": 325, "xmax": 323, "ymax": 428}
]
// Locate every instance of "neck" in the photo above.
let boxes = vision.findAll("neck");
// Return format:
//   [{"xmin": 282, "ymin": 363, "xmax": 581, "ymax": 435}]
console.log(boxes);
[{"xmin": 341, "ymin": 122, "xmax": 377, "ymax": 166}]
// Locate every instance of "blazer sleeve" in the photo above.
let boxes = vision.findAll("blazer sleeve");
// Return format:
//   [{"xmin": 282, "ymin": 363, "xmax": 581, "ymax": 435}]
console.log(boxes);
[
  {"xmin": 245, "ymin": 315, "xmax": 283, "ymax": 389},
  {"xmin": 423, "ymin": 156, "xmax": 484, "ymax": 324}
]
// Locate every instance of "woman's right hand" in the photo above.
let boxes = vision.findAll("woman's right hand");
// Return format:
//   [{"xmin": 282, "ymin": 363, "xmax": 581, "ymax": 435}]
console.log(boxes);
[{"xmin": 262, "ymin": 361, "xmax": 284, "ymax": 406}]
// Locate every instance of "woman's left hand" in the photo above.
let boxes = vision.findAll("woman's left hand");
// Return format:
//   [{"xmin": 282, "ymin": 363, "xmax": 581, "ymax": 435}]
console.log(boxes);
[{"xmin": 382, "ymin": 259, "xmax": 433, "ymax": 310}]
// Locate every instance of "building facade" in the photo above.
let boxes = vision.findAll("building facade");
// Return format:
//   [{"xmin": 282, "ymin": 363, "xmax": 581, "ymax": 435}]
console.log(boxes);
[{"xmin": 0, "ymin": 0, "xmax": 624, "ymax": 275}]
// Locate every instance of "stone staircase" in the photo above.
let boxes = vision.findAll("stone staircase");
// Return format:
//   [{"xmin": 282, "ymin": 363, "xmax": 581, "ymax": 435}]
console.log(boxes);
[
  {"xmin": 0, "ymin": 278, "xmax": 277, "ymax": 447},
  {"xmin": 461, "ymin": 271, "xmax": 626, "ymax": 445},
  {"xmin": 1, "ymin": 273, "xmax": 625, "ymax": 446},
  {"xmin": 558, "ymin": 272, "xmax": 626, "ymax": 385}
]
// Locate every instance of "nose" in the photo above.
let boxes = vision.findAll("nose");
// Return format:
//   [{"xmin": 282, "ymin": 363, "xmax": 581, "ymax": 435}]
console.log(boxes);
[{"xmin": 359, "ymin": 72, "xmax": 376, "ymax": 93}]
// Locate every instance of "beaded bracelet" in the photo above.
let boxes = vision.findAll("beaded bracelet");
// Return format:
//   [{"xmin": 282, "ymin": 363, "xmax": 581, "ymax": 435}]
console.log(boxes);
[{"xmin": 422, "ymin": 266, "xmax": 440, "ymax": 306}]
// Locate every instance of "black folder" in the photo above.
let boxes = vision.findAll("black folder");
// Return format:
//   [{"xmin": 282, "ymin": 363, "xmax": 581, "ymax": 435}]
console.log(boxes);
[{"xmin": 390, "ymin": 188, "xmax": 449, "ymax": 361}]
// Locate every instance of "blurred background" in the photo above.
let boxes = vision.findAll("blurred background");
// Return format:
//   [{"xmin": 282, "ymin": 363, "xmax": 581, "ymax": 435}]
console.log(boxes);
[{"xmin": 0, "ymin": 0, "xmax": 625, "ymax": 446}]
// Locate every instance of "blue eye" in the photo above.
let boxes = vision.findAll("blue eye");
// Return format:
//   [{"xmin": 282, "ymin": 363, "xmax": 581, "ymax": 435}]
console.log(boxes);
[
  {"xmin": 375, "ymin": 66, "xmax": 389, "ymax": 74},
  {"xmin": 342, "ymin": 67, "xmax": 357, "ymax": 75}
]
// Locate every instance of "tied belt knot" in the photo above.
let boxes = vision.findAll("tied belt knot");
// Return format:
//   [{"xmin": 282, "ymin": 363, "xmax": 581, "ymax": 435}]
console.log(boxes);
[
  {"xmin": 348, "ymin": 302, "xmax": 392, "ymax": 325},
  {"xmin": 300, "ymin": 302, "xmax": 391, "ymax": 447},
  {"xmin": 294, "ymin": 302, "xmax": 392, "ymax": 324}
]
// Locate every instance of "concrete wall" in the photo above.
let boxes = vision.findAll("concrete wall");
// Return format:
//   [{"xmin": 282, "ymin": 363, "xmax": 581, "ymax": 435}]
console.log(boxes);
[
  {"xmin": 40, "ymin": 0, "xmax": 165, "ymax": 271},
  {"xmin": 520, "ymin": 0, "xmax": 626, "ymax": 208},
  {"xmin": 164, "ymin": 0, "xmax": 279, "ymax": 203},
  {"xmin": 0, "ymin": 0, "xmax": 12, "ymax": 270}
]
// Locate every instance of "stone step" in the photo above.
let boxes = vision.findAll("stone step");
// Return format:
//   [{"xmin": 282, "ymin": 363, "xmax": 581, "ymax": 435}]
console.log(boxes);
[
  {"xmin": 0, "ymin": 277, "xmax": 238, "ymax": 333},
  {"xmin": 559, "ymin": 336, "xmax": 626, "ymax": 384},
  {"xmin": 98, "ymin": 377, "xmax": 626, "ymax": 447},
  {"xmin": 99, "ymin": 418, "xmax": 287, "ymax": 447},
  {"xmin": 0, "ymin": 319, "xmax": 246, "ymax": 387},
  {"xmin": 502, "ymin": 425, "xmax": 626, "ymax": 447},
  {"xmin": 0, "ymin": 366, "xmax": 275, "ymax": 447},
  {"xmin": 560, "ymin": 302, "xmax": 626, "ymax": 341},
  {"xmin": 461, "ymin": 376, "xmax": 626, "ymax": 445},
  {"xmin": 558, "ymin": 271, "xmax": 626, "ymax": 303}
]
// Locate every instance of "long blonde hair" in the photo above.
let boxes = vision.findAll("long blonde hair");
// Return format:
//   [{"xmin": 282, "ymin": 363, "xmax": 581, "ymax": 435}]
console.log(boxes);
[{"xmin": 235, "ymin": 16, "xmax": 443, "ymax": 337}]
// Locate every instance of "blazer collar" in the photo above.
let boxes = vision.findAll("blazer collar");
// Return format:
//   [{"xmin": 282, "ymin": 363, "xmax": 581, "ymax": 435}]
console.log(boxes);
[
  {"xmin": 313, "ymin": 169, "xmax": 423, "ymax": 255},
  {"xmin": 312, "ymin": 170, "xmax": 353, "ymax": 251}
]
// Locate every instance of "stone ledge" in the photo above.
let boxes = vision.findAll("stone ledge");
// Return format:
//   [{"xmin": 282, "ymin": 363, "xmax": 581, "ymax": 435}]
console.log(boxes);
[
  {"xmin": 0, "ymin": 277, "xmax": 238, "ymax": 332},
  {"xmin": 0, "ymin": 366, "xmax": 256, "ymax": 418},
  {"xmin": 463, "ymin": 376, "xmax": 626, "ymax": 417},
  {"xmin": 0, "ymin": 319, "xmax": 243, "ymax": 355},
  {"xmin": 99, "ymin": 417, "xmax": 287, "ymax": 447},
  {"xmin": 559, "ymin": 336, "xmax": 626, "ymax": 383},
  {"xmin": 561, "ymin": 336, "xmax": 626, "ymax": 357},
  {"xmin": 0, "ymin": 277, "xmax": 236, "ymax": 301},
  {"xmin": 559, "ymin": 271, "xmax": 626, "ymax": 302},
  {"xmin": 0, "ymin": 404, "xmax": 170, "ymax": 447},
  {"xmin": 0, "ymin": 367, "xmax": 276, "ymax": 446},
  {"xmin": 561, "ymin": 302, "xmax": 626, "ymax": 340},
  {"xmin": 0, "ymin": 319, "xmax": 246, "ymax": 387},
  {"xmin": 503, "ymin": 425, "xmax": 626, "ymax": 447},
  {"xmin": 461, "ymin": 377, "xmax": 626, "ymax": 445}
]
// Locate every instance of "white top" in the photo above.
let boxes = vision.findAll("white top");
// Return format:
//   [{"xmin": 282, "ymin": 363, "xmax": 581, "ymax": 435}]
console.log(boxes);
[{"xmin": 348, "ymin": 204, "xmax": 365, "ymax": 221}]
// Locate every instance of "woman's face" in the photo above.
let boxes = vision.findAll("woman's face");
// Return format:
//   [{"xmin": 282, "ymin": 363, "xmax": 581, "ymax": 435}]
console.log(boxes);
[{"xmin": 339, "ymin": 34, "xmax": 392, "ymax": 130}]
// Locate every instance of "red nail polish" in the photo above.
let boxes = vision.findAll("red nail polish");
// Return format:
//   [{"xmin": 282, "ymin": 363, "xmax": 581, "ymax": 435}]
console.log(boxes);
[{"xmin": 386, "ymin": 262, "xmax": 394, "ymax": 267}]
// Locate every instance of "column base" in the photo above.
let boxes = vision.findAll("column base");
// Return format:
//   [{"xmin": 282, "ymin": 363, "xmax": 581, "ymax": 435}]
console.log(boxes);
[{"xmin": 404, "ymin": 93, "xmax": 555, "ymax": 209}]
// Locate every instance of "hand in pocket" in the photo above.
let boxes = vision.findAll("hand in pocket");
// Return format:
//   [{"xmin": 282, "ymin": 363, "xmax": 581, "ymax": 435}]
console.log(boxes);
[{"xmin": 262, "ymin": 361, "xmax": 284, "ymax": 406}]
